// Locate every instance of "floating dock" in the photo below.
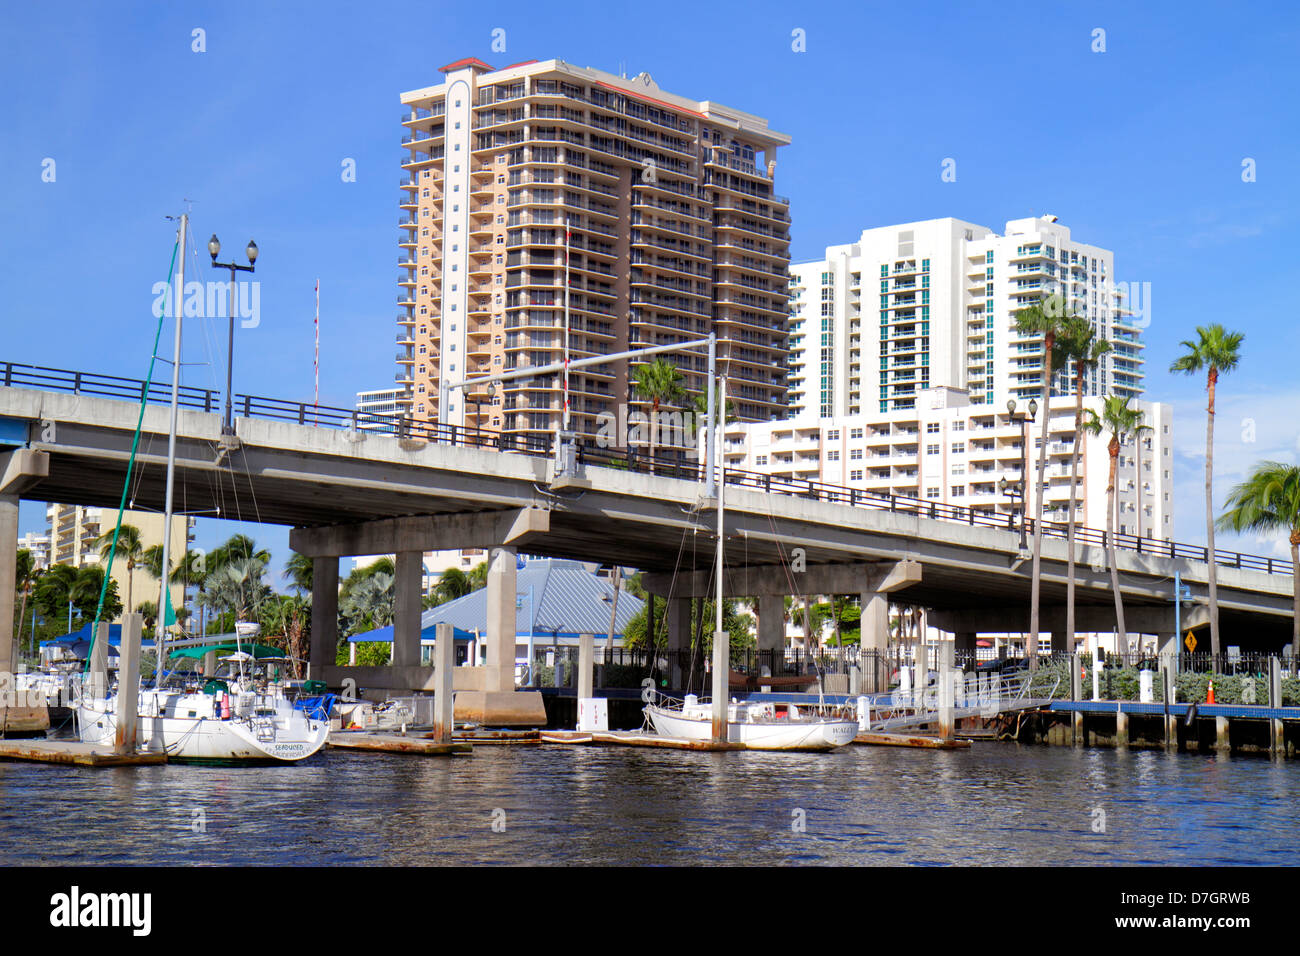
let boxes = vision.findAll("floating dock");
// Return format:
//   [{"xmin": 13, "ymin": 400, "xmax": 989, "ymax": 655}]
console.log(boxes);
[
  {"xmin": 541, "ymin": 729, "xmax": 746, "ymax": 751},
  {"xmin": 853, "ymin": 731, "xmax": 970, "ymax": 749},
  {"xmin": 0, "ymin": 738, "xmax": 166, "ymax": 767},
  {"xmin": 328, "ymin": 732, "xmax": 472, "ymax": 756}
]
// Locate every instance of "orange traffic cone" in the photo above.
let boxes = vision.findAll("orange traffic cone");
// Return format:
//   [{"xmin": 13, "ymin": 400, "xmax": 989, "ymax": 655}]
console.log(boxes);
[{"xmin": 1206, "ymin": 680, "xmax": 1216, "ymax": 704}]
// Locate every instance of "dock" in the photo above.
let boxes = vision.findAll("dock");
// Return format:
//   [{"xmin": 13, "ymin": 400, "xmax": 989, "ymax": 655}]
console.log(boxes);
[
  {"xmin": 1045, "ymin": 699, "xmax": 1300, "ymax": 755},
  {"xmin": 541, "ymin": 729, "xmax": 746, "ymax": 751},
  {"xmin": 853, "ymin": 731, "xmax": 970, "ymax": 749},
  {"xmin": 328, "ymin": 732, "xmax": 472, "ymax": 756},
  {"xmin": 0, "ymin": 738, "xmax": 166, "ymax": 767}
]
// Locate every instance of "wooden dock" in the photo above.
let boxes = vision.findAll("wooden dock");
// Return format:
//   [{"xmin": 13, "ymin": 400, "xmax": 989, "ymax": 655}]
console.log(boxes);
[
  {"xmin": 448, "ymin": 729, "xmax": 541, "ymax": 745},
  {"xmin": 853, "ymin": 731, "xmax": 971, "ymax": 750},
  {"xmin": 541, "ymin": 729, "xmax": 746, "ymax": 751},
  {"xmin": 0, "ymin": 738, "xmax": 166, "ymax": 767},
  {"xmin": 328, "ymin": 732, "xmax": 472, "ymax": 756}
]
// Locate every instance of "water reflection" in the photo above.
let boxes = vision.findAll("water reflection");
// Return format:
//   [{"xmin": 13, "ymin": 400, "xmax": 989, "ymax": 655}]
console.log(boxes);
[{"xmin": 1, "ymin": 743, "xmax": 1298, "ymax": 865}]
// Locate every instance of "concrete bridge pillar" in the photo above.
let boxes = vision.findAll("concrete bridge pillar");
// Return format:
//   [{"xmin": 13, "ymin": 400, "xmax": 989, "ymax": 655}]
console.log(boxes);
[
  {"xmin": 1050, "ymin": 627, "xmax": 1070, "ymax": 656},
  {"xmin": 757, "ymin": 594, "xmax": 784, "ymax": 670},
  {"xmin": 309, "ymin": 555, "xmax": 339, "ymax": 679},
  {"xmin": 859, "ymin": 589, "xmax": 889, "ymax": 653},
  {"xmin": 0, "ymin": 493, "xmax": 16, "ymax": 674},
  {"xmin": 391, "ymin": 550, "xmax": 424, "ymax": 667},
  {"xmin": 666, "ymin": 597, "xmax": 691, "ymax": 689},
  {"xmin": 485, "ymin": 546, "xmax": 518, "ymax": 694},
  {"xmin": 954, "ymin": 631, "xmax": 976, "ymax": 654}
]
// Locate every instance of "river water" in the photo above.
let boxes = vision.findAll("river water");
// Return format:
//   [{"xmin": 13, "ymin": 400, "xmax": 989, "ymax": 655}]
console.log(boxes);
[{"xmin": 3, "ymin": 743, "xmax": 1297, "ymax": 866}]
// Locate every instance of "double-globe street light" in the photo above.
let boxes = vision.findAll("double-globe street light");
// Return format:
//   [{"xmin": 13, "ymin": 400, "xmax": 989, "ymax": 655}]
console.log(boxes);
[
  {"xmin": 207, "ymin": 234, "xmax": 259, "ymax": 437},
  {"xmin": 999, "ymin": 397, "xmax": 1038, "ymax": 552}
]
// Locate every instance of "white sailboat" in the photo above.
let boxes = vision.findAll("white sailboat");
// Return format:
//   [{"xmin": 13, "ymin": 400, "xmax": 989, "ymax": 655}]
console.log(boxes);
[
  {"xmin": 643, "ymin": 375, "xmax": 858, "ymax": 752},
  {"xmin": 75, "ymin": 212, "xmax": 327, "ymax": 763}
]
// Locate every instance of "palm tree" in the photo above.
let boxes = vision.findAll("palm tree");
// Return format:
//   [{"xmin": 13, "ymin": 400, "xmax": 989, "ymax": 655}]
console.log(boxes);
[
  {"xmin": 432, "ymin": 566, "xmax": 473, "ymax": 606},
  {"xmin": 94, "ymin": 523, "xmax": 143, "ymax": 620},
  {"xmin": 466, "ymin": 560, "xmax": 489, "ymax": 592},
  {"xmin": 1082, "ymin": 397, "xmax": 1150, "ymax": 655},
  {"xmin": 1218, "ymin": 462, "xmax": 1300, "ymax": 651},
  {"xmin": 284, "ymin": 552, "xmax": 313, "ymax": 596},
  {"xmin": 202, "ymin": 556, "xmax": 271, "ymax": 625},
  {"xmin": 632, "ymin": 358, "xmax": 688, "ymax": 473},
  {"xmin": 14, "ymin": 549, "xmax": 36, "ymax": 659},
  {"xmin": 1054, "ymin": 316, "xmax": 1111, "ymax": 653},
  {"xmin": 1170, "ymin": 324, "xmax": 1244, "ymax": 659},
  {"xmin": 342, "ymin": 572, "xmax": 395, "ymax": 635},
  {"xmin": 1015, "ymin": 293, "xmax": 1077, "ymax": 670}
]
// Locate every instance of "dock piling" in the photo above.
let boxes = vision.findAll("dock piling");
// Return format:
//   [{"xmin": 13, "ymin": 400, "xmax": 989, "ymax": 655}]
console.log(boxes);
[{"xmin": 433, "ymin": 622, "xmax": 454, "ymax": 743}]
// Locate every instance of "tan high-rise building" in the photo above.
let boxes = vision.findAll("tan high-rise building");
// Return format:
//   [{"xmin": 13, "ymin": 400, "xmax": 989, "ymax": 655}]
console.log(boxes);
[
  {"xmin": 45, "ymin": 504, "xmax": 192, "ymax": 621},
  {"xmin": 397, "ymin": 58, "xmax": 792, "ymax": 443}
]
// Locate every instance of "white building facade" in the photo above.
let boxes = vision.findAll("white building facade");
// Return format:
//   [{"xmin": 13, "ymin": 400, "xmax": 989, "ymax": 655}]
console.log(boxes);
[
  {"xmin": 788, "ymin": 215, "xmax": 1145, "ymax": 419},
  {"xmin": 724, "ymin": 386, "xmax": 1173, "ymax": 541}
]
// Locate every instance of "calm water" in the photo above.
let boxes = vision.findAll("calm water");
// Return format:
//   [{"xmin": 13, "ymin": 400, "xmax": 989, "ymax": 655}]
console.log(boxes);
[{"xmin": 3, "ymin": 744, "xmax": 1297, "ymax": 865}]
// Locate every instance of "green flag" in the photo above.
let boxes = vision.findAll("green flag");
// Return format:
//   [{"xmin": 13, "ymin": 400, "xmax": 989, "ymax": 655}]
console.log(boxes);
[{"xmin": 164, "ymin": 586, "xmax": 177, "ymax": 627}]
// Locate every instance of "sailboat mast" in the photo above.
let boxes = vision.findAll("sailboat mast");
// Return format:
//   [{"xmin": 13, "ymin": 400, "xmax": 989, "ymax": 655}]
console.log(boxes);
[
  {"xmin": 711, "ymin": 374, "xmax": 727, "ymax": 741},
  {"xmin": 154, "ymin": 212, "xmax": 186, "ymax": 684}
]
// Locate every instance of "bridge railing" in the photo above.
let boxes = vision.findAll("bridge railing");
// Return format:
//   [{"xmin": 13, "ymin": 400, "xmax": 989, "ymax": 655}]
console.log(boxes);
[{"xmin": 1, "ymin": 357, "xmax": 1291, "ymax": 578}]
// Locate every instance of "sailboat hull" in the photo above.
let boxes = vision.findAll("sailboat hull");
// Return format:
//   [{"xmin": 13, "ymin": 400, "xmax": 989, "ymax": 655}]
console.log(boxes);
[
  {"xmin": 644, "ymin": 704, "xmax": 857, "ymax": 751},
  {"xmin": 77, "ymin": 690, "xmax": 328, "ymax": 763}
]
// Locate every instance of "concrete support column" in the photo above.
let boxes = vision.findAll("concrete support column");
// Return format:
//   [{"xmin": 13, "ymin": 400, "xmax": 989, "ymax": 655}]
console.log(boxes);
[
  {"xmin": 937, "ymin": 641, "xmax": 955, "ymax": 739},
  {"xmin": 0, "ymin": 494, "xmax": 16, "ymax": 675},
  {"xmin": 666, "ymin": 598, "xmax": 691, "ymax": 690},
  {"xmin": 1157, "ymin": 631, "xmax": 1179, "ymax": 659},
  {"xmin": 859, "ymin": 590, "xmax": 889, "ymax": 653},
  {"xmin": 309, "ymin": 556, "xmax": 339, "ymax": 679},
  {"xmin": 954, "ymin": 631, "xmax": 976, "ymax": 655},
  {"xmin": 391, "ymin": 550, "xmax": 424, "ymax": 667},
  {"xmin": 1050, "ymin": 627, "xmax": 1070, "ymax": 656},
  {"xmin": 433, "ymin": 622, "xmax": 454, "ymax": 743},
  {"xmin": 485, "ymin": 546, "xmax": 518, "ymax": 694},
  {"xmin": 758, "ymin": 594, "xmax": 784, "ymax": 676}
]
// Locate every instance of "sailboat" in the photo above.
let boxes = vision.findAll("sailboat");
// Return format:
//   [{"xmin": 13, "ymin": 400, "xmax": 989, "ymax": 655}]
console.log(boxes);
[
  {"xmin": 642, "ymin": 375, "xmax": 858, "ymax": 752},
  {"xmin": 75, "ymin": 212, "xmax": 327, "ymax": 763}
]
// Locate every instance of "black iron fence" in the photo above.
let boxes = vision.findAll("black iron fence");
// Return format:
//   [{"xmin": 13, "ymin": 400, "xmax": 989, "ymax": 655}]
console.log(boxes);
[{"xmin": 3, "ymin": 357, "xmax": 1293, "ymax": 577}]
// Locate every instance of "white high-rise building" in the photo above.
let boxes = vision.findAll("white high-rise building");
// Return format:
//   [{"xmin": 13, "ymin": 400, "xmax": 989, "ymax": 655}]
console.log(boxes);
[
  {"xmin": 724, "ymin": 386, "xmax": 1173, "ymax": 542},
  {"xmin": 788, "ymin": 215, "xmax": 1145, "ymax": 418}
]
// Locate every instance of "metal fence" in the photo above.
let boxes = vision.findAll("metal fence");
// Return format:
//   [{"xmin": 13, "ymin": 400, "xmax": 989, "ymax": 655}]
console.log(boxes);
[{"xmin": 3, "ymin": 356, "xmax": 1292, "ymax": 577}]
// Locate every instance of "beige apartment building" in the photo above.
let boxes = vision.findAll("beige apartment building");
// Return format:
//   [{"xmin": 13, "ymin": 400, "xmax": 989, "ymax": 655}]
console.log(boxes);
[
  {"xmin": 397, "ymin": 57, "xmax": 792, "ymax": 443},
  {"xmin": 45, "ymin": 504, "xmax": 192, "ymax": 620}
]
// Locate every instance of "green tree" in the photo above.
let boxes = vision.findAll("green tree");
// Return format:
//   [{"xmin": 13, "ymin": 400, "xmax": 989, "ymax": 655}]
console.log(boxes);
[
  {"xmin": 1082, "ymin": 397, "xmax": 1150, "ymax": 655},
  {"xmin": 1015, "ymin": 292, "xmax": 1079, "ymax": 670},
  {"xmin": 201, "ymin": 556, "xmax": 271, "ymax": 625},
  {"xmin": 1217, "ymin": 461, "xmax": 1300, "ymax": 651},
  {"xmin": 1053, "ymin": 315, "xmax": 1111, "ymax": 653},
  {"xmin": 94, "ymin": 523, "xmax": 143, "ymax": 620},
  {"xmin": 341, "ymin": 571, "xmax": 395, "ymax": 636},
  {"xmin": 1170, "ymin": 323, "xmax": 1244, "ymax": 658},
  {"xmin": 284, "ymin": 552, "xmax": 313, "ymax": 596},
  {"xmin": 632, "ymin": 357, "xmax": 688, "ymax": 472}
]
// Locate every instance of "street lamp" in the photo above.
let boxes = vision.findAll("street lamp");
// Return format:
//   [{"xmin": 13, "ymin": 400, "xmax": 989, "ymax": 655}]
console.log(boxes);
[
  {"xmin": 1001, "ymin": 398, "xmax": 1038, "ymax": 550},
  {"xmin": 208, "ymin": 234, "xmax": 259, "ymax": 437}
]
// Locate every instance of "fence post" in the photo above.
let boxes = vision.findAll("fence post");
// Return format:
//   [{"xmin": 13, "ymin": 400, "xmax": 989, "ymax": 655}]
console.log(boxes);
[
  {"xmin": 73, "ymin": 371, "xmax": 82, "ymax": 394},
  {"xmin": 243, "ymin": 395, "xmax": 251, "ymax": 418},
  {"xmin": 2, "ymin": 362, "xmax": 10, "ymax": 387}
]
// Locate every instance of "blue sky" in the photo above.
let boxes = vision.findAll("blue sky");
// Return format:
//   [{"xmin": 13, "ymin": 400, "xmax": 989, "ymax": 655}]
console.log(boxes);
[{"xmin": 3, "ymin": 0, "xmax": 1298, "ymax": 572}]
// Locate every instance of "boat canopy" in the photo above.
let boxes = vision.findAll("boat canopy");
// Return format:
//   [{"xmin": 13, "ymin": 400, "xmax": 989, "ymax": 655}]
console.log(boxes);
[{"xmin": 168, "ymin": 642, "xmax": 285, "ymax": 661}]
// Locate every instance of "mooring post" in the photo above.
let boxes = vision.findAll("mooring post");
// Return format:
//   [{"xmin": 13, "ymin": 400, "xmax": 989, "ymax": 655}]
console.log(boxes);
[
  {"xmin": 433, "ymin": 622, "xmax": 454, "ymax": 744},
  {"xmin": 937, "ymin": 641, "xmax": 955, "ymax": 740},
  {"xmin": 1215, "ymin": 716, "xmax": 1231, "ymax": 755},
  {"xmin": 1162, "ymin": 666, "xmax": 1177, "ymax": 752},
  {"xmin": 1070, "ymin": 650, "xmax": 1083, "ymax": 746},
  {"xmin": 1269, "ymin": 656, "xmax": 1284, "ymax": 758},
  {"xmin": 114, "ymin": 613, "xmax": 142, "ymax": 754}
]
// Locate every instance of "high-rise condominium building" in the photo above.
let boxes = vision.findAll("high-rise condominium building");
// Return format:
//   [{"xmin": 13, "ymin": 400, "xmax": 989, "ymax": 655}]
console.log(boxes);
[
  {"xmin": 724, "ymin": 386, "xmax": 1174, "ymax": 541},
  {"xmin": 397, "ymin": 58, "xmax": 792, "ymax": 443},
  {"xmin": 788, "ymin": 216, "xmax": 1145, "ymax": 419}
]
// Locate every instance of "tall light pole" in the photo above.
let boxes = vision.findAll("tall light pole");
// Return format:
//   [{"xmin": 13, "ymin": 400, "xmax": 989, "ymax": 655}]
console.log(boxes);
[
  {"xmin": 1001, "ymin": 397, "xmax": 1038, "ymax": 549},
  {"xmin": 207, "ymin": 234, "xmax": 259, "ymax": 437}
]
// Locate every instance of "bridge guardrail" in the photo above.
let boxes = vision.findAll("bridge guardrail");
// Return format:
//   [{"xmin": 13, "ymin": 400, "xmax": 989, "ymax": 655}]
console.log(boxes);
[{"xmin": 1, "ymin": 357, "xmax": 1291, "ymax": 578}]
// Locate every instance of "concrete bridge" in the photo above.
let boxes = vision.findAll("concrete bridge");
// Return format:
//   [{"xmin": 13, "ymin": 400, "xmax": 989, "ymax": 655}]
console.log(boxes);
[{"xmin": 0, "ymin": 364, "xmax": 1294, "ymax": 721}]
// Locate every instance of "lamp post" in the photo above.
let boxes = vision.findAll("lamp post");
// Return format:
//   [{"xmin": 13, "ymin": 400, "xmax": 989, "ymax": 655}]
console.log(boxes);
[
  {"xmin": 207, "ymin": 234, "xmax": 259, "ymax": 437},
  {"xmin": 1002, "ymin": 398, "xmax": 1038, "ymax": 548}
]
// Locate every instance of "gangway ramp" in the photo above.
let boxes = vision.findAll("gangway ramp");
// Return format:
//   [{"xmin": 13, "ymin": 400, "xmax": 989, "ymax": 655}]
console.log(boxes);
[{"xmin": 857, "ymin": 668, "xmax": 1060, "ymax": 733}]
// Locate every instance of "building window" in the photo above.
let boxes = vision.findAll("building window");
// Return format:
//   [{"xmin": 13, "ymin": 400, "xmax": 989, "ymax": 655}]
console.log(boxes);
[
  {"xmin": 926, "ymin": 487, "xmax": 940, "ymax": 499},
  {"xmin": 926, "ymin": 444, "xmax": 939, "ymax": 455},
  {"xmin": 951, "ymin": 486, "xmax": 964, "ymax": 497},
  {"xmin": 826, "ymin": 450, "xmax": 840, "ymax": 461},
  {"xmin": 926, "ymin": 423, "xmax": 940, "ymax": 434},
  {"xmin": 951, "ymin": 442, "xmax": 965, "ymax": 454}
]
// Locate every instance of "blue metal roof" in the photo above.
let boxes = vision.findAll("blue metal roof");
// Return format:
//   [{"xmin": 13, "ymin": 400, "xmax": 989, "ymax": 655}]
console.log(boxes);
[{"xmin": 349, "ymin": 559, "xmax": 643, "ymax": 643}]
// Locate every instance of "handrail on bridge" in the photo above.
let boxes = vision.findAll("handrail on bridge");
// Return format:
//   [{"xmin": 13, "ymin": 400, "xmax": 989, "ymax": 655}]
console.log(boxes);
[{"xmin": 1, "ymin": 357, "xmax": 1292, "ymax": 578}]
